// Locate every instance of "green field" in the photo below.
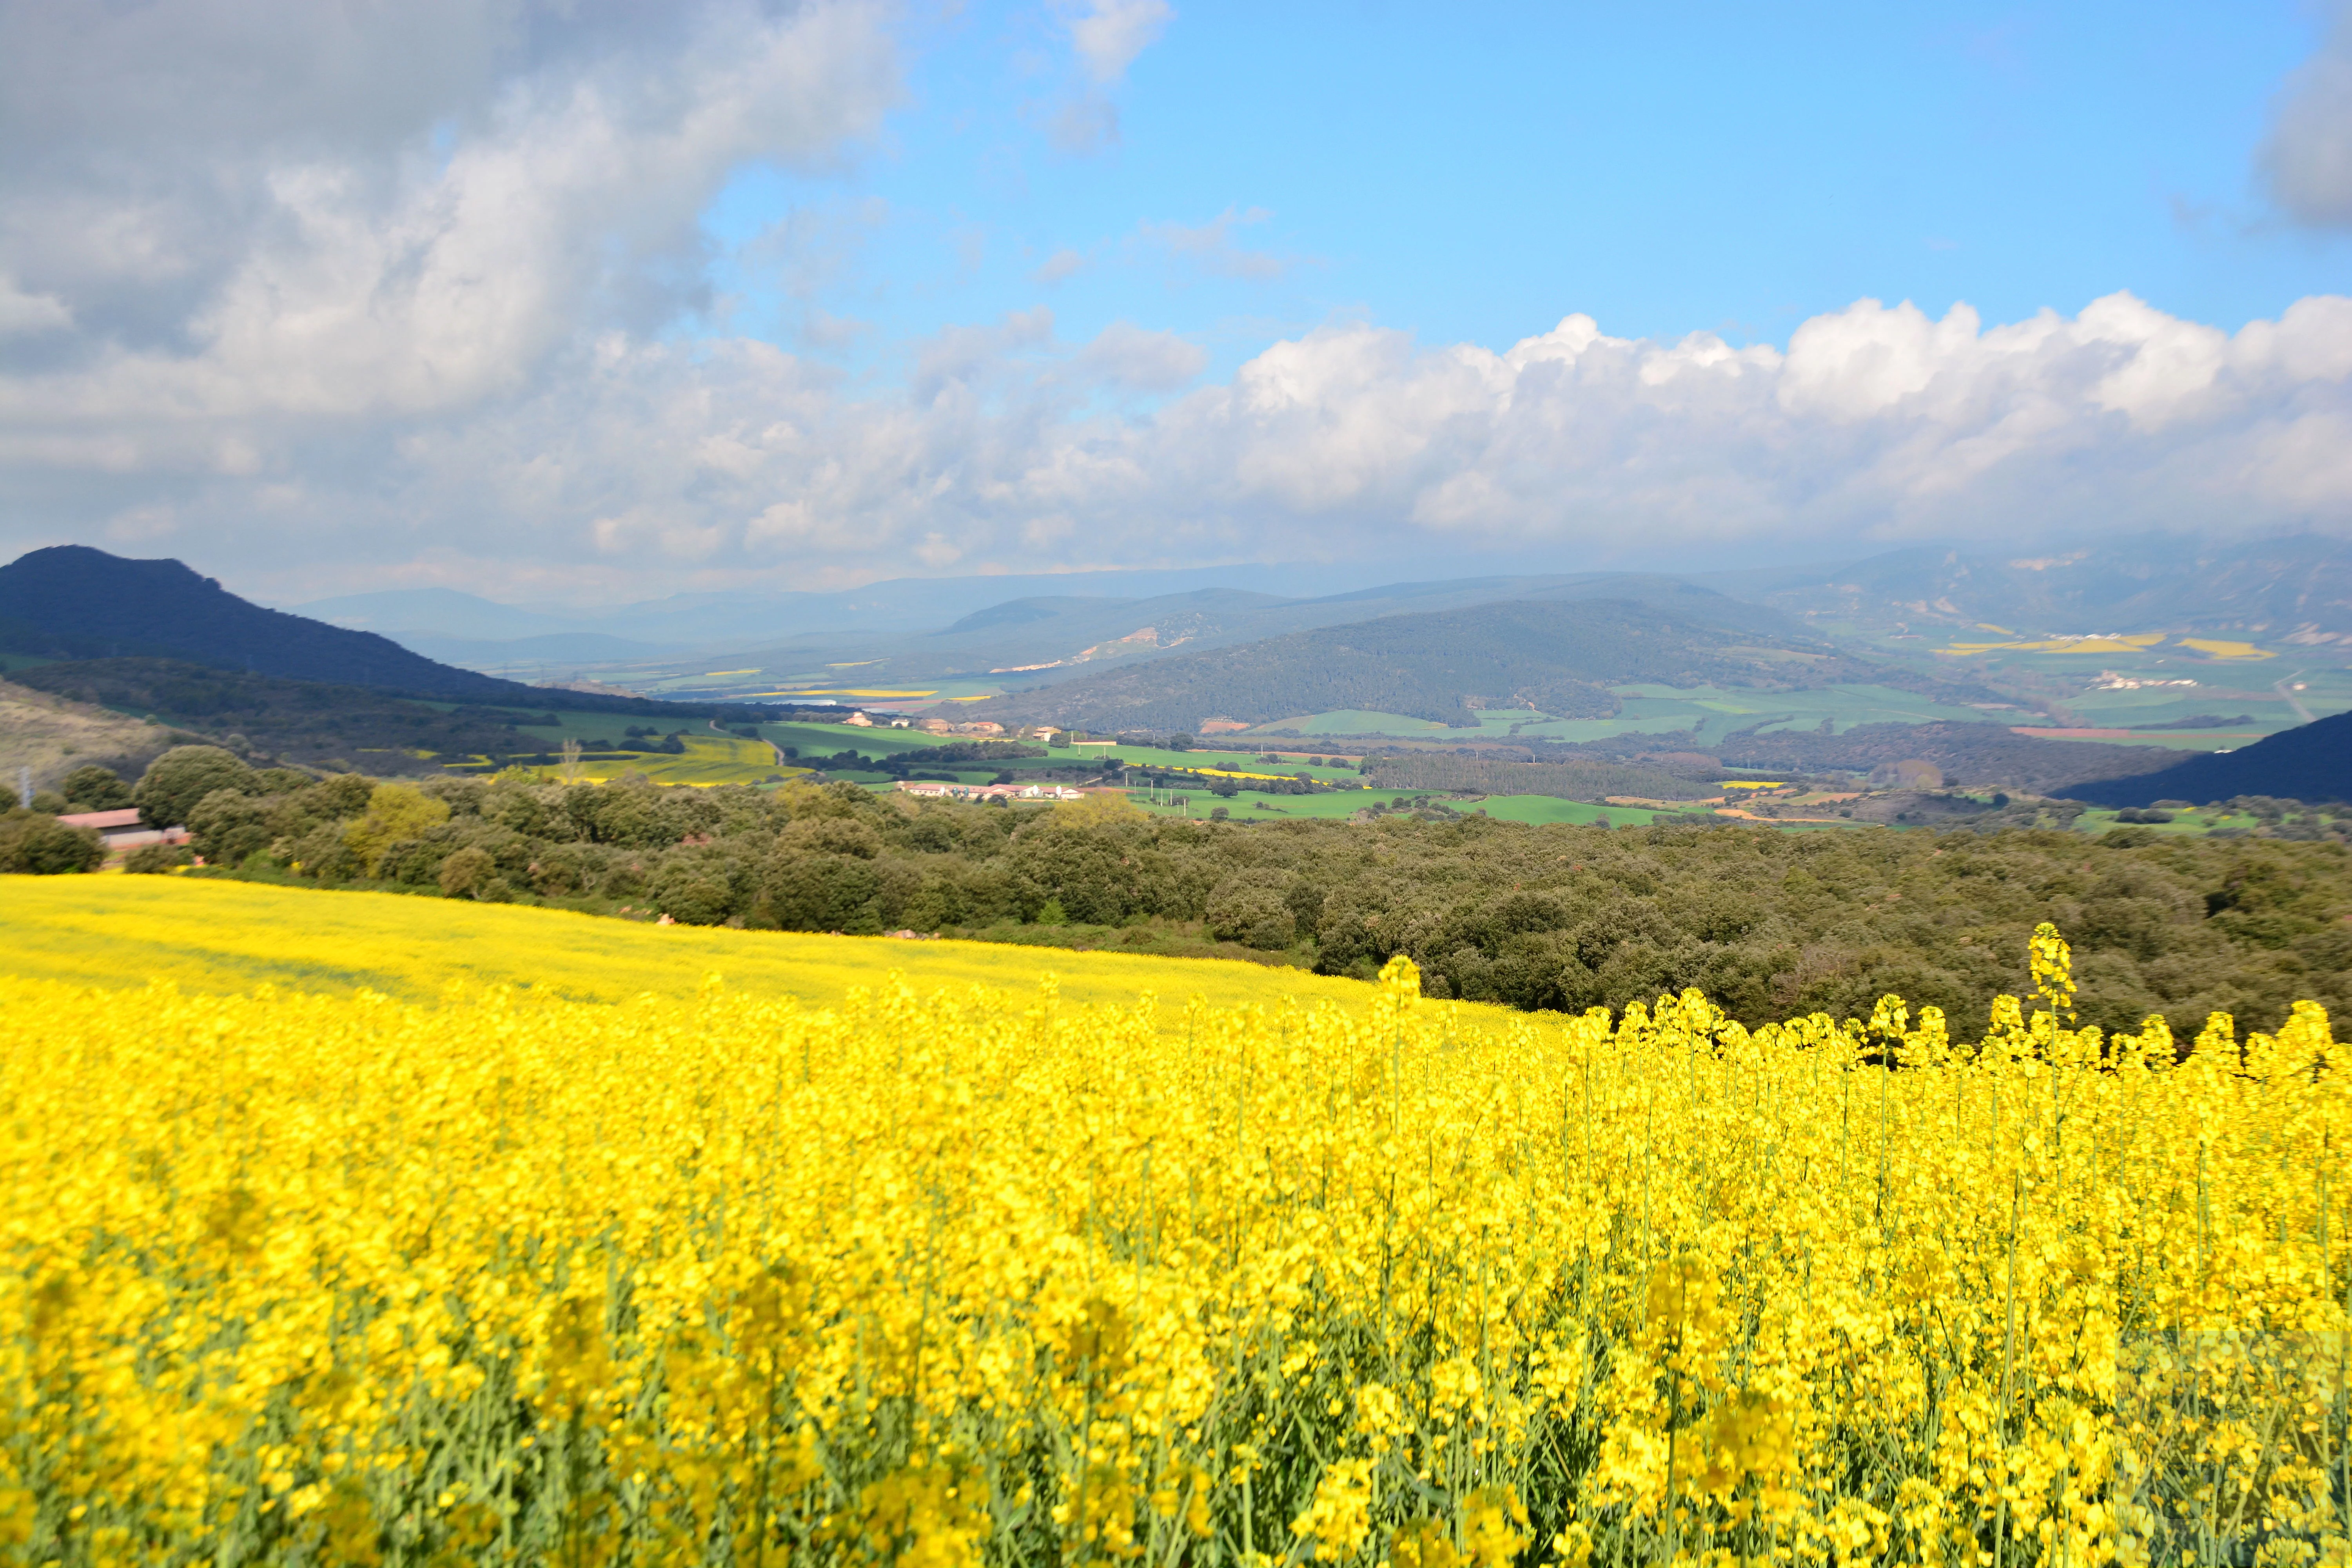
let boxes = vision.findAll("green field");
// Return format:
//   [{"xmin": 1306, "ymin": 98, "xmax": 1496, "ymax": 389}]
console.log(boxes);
[
  {"xmin": 1073, "ymin": 742, "xmax": 1368, "ymax": 780},
  {"xmin": 1240, "ymin": 684, "xmax": 2000, "ymax": 745}
]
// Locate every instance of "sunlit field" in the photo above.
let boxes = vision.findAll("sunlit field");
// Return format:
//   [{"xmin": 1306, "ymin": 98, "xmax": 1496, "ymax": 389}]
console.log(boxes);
[
  {"xmin": 0, "ymin": 876, "xmax": 1395, "ymax": 1016},
  {"xmin": 1, "ymin": 885, "xmax": 2345, "ymax": 1565}
]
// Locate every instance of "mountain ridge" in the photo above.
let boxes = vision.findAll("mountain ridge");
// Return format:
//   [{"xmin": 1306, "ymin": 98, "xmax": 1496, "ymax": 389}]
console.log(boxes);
[{"xmin": 0, "ymin": 546, "xmax": 527, "ymax": 699}]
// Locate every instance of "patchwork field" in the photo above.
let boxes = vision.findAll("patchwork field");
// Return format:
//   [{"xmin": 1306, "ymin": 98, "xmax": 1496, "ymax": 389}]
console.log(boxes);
[{"xmin": 1245, "ymin": 684, "xmax": 2001, "ymax": 745}]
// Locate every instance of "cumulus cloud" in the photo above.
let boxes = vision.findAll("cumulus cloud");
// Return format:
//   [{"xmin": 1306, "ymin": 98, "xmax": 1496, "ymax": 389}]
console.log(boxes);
[
  {"xmin": 2261, "ymin": 4, "xmax": 2352, "ymax": 227},
  {"xmin": 13, "ymin": 284, "xmax": 2352, "ymax": 599},
  {"xmin": 0, "ymin": 0, "xmax": 897, "ymax": 466}
]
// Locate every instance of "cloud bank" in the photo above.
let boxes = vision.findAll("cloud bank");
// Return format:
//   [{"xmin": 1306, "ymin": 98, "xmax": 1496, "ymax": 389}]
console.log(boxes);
[{"xmin": 1, "ymin": 1, "xmax": 2350, "ymax": 598}]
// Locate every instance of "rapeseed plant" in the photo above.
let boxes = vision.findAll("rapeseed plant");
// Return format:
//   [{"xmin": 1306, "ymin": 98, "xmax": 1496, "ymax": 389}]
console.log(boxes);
[{"xmin": 0, "ymin": 922, "xmax": 2343, "ymax": 1565}]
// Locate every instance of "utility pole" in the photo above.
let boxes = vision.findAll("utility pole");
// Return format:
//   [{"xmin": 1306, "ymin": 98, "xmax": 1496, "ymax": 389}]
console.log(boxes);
[{"xmin": 16, "ymin": 767, "xmax": 30, "ymax": 808}]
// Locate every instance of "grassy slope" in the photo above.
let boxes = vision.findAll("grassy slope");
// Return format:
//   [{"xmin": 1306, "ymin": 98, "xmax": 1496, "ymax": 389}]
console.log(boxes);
[
  {"xmin": 0, "ymin": 676, "xmax": 178, "ymax": 789},
  {"xmin": 0, "ymin": 875, "xmax": 1441, "ymax": 1022}
]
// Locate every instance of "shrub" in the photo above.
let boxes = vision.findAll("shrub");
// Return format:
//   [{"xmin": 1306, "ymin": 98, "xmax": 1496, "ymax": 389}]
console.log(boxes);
[
  {"xmin": 0, "ymin": 810, "xmax": 103, "ymax": 874},
  {"xmin": 122, "ymin": 842, "xmax": 190, "ymax": 874},
  {"xmin": 438, "ymin": 846, "xmax": 495, "ymax": 899}
]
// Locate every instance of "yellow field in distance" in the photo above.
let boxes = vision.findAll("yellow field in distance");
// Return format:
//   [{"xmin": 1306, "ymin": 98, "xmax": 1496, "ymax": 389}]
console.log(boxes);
[
  {"xmin": 0, "ymin": 875, "xmax": 1423, "ymax": 1020},
  {"xmin": 450, "ymin": 735, "xmax": 789, "ymax": 787},
  {"xmin": 2178, "ymin": 637, "xmax": 2274, "ymax": 660}
]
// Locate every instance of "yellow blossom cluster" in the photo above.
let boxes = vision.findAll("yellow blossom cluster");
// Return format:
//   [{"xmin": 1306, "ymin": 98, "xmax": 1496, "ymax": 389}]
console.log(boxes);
[{"xmin": 1, "ymin": 924, "xmax": 2345, "ymax": 1565}]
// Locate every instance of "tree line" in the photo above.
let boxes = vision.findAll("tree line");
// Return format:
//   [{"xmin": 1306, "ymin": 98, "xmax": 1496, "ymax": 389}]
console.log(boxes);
[{"xmin": 10, "ymin": 744, "xmax": 2328, "ymax": 1037}]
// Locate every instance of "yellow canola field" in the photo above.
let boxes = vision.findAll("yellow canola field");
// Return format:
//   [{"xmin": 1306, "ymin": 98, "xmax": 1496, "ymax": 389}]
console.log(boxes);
[
  {"xmin": 0, "ymin": 875, "xmax": 1391, "ymax": 1017},
  {"xmin": 1944, "ymin": 634, "xmax": 2167, "ymax": 655},
  {"xmin": 1, "ymin": 915, "xmax": 2346, "ymax": 1566}
]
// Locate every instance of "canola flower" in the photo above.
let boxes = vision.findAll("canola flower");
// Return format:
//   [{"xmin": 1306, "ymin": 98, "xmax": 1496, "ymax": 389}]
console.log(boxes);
[{"xmin": 1, "ymin": 923, "xmax": 2346, "ymax": 1565}]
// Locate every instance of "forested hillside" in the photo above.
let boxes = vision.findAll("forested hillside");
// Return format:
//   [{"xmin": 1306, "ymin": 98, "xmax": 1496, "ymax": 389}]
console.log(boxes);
[
  {"xmin": 2065, "ymin": 710, "xmax": 2352, "ymax": 806},
  {"xmin": 0, "ymin": 546, "xmax": 527, "ymax": 697},
  {"xmin": 93, "ymin": 746, "xmax": 2352, "ymax": 1035}
]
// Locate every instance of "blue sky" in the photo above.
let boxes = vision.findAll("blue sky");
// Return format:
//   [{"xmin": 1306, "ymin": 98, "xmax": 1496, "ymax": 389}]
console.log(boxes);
[
  {"xmin": 5, "ymin": 0, "xmax": 2351, "ymax": 597},
  {"xmin": 709, "ymin": 1, "xmax": 2345, "ymax": 395}
]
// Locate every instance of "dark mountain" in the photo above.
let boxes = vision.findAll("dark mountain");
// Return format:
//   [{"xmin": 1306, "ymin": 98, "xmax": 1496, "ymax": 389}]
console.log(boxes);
[
  {"xmin": 2060, "ymin": 712, "xmax": 2352, "ymax": 807},
  {"xmin": 0, "ymin": 546, "xmax": 524, "ymax": 698},
  {"xmin": 962, "ymin": 597, "xmax": 1913, "ymax": 734}
]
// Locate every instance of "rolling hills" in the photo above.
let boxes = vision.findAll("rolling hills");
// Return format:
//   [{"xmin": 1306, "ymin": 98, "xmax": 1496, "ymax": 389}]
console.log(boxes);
[{"xmin": 960, "ymin": 596, "xmax": 1983, "ymax": 735}]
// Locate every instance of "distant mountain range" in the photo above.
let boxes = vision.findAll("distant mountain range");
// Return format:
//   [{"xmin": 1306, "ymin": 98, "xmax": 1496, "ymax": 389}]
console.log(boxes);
[
  {"xmin": 281, "ymin": 535, "xmax": 2352, "ymax": 691},
  {"xmin": 1705, "ymin": 535, "xmax": 2352, "ymax": 644},
  {"xmin": 287, "ymin": 562, "xmax": 1393, "ymax": 650},
  {"xmin": 957, "ymin": 597, "xmax": 1956, "ymax": 734}
]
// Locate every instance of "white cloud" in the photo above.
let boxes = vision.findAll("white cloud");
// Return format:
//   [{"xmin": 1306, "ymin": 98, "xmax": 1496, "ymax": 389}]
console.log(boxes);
[
  {"xmin": 1062, "ymin": 0, "xmax": 1172, "ymax": 85},
  {"xmin": 0, "ymin": 274, "xmax": 71, "ymax": 336},
  {"xmin": 0, "ymin": 0, "xmax": 897, "ymax": 445},
  {"xmin": 16, "ymin": 289, "xmax": 2350, "ymax": 600},
  {"xmin": 1077, "ymin": 321, "xmax": 1205, "ymax": 390},
  {"xmin": 2261, "ymin": 4, "xmax": 2352, "ymax": 227}
]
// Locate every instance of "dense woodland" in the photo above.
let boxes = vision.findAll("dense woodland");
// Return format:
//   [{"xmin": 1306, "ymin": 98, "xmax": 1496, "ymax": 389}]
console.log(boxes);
[{"xmin": 53, "ymin": 744, "xmax": 2348, "ymax": 1037}]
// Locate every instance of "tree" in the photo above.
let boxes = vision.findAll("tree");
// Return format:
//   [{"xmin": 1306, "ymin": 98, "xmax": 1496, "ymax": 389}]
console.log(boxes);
[
  {"xmin": 59, "ymin": 765, "xmax": 132, "ymax": 811},
  {"xmin": 1205, "ymin": 871, "xmax": 1296, "ymax": 949},
  {"xmin": 135, "ymin": 746, "xmax": 257, "ymax": 828},
  {"xmin": 0, "ymin": 809, "xmax": 103, "ymax": 874},
  {"xmin": 188, "ymin": 788, "xmax": 274, "ymax": 866},
  {"xmin": 345, "ymin": 784, "xmax": 453, "ymax": 877}
]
